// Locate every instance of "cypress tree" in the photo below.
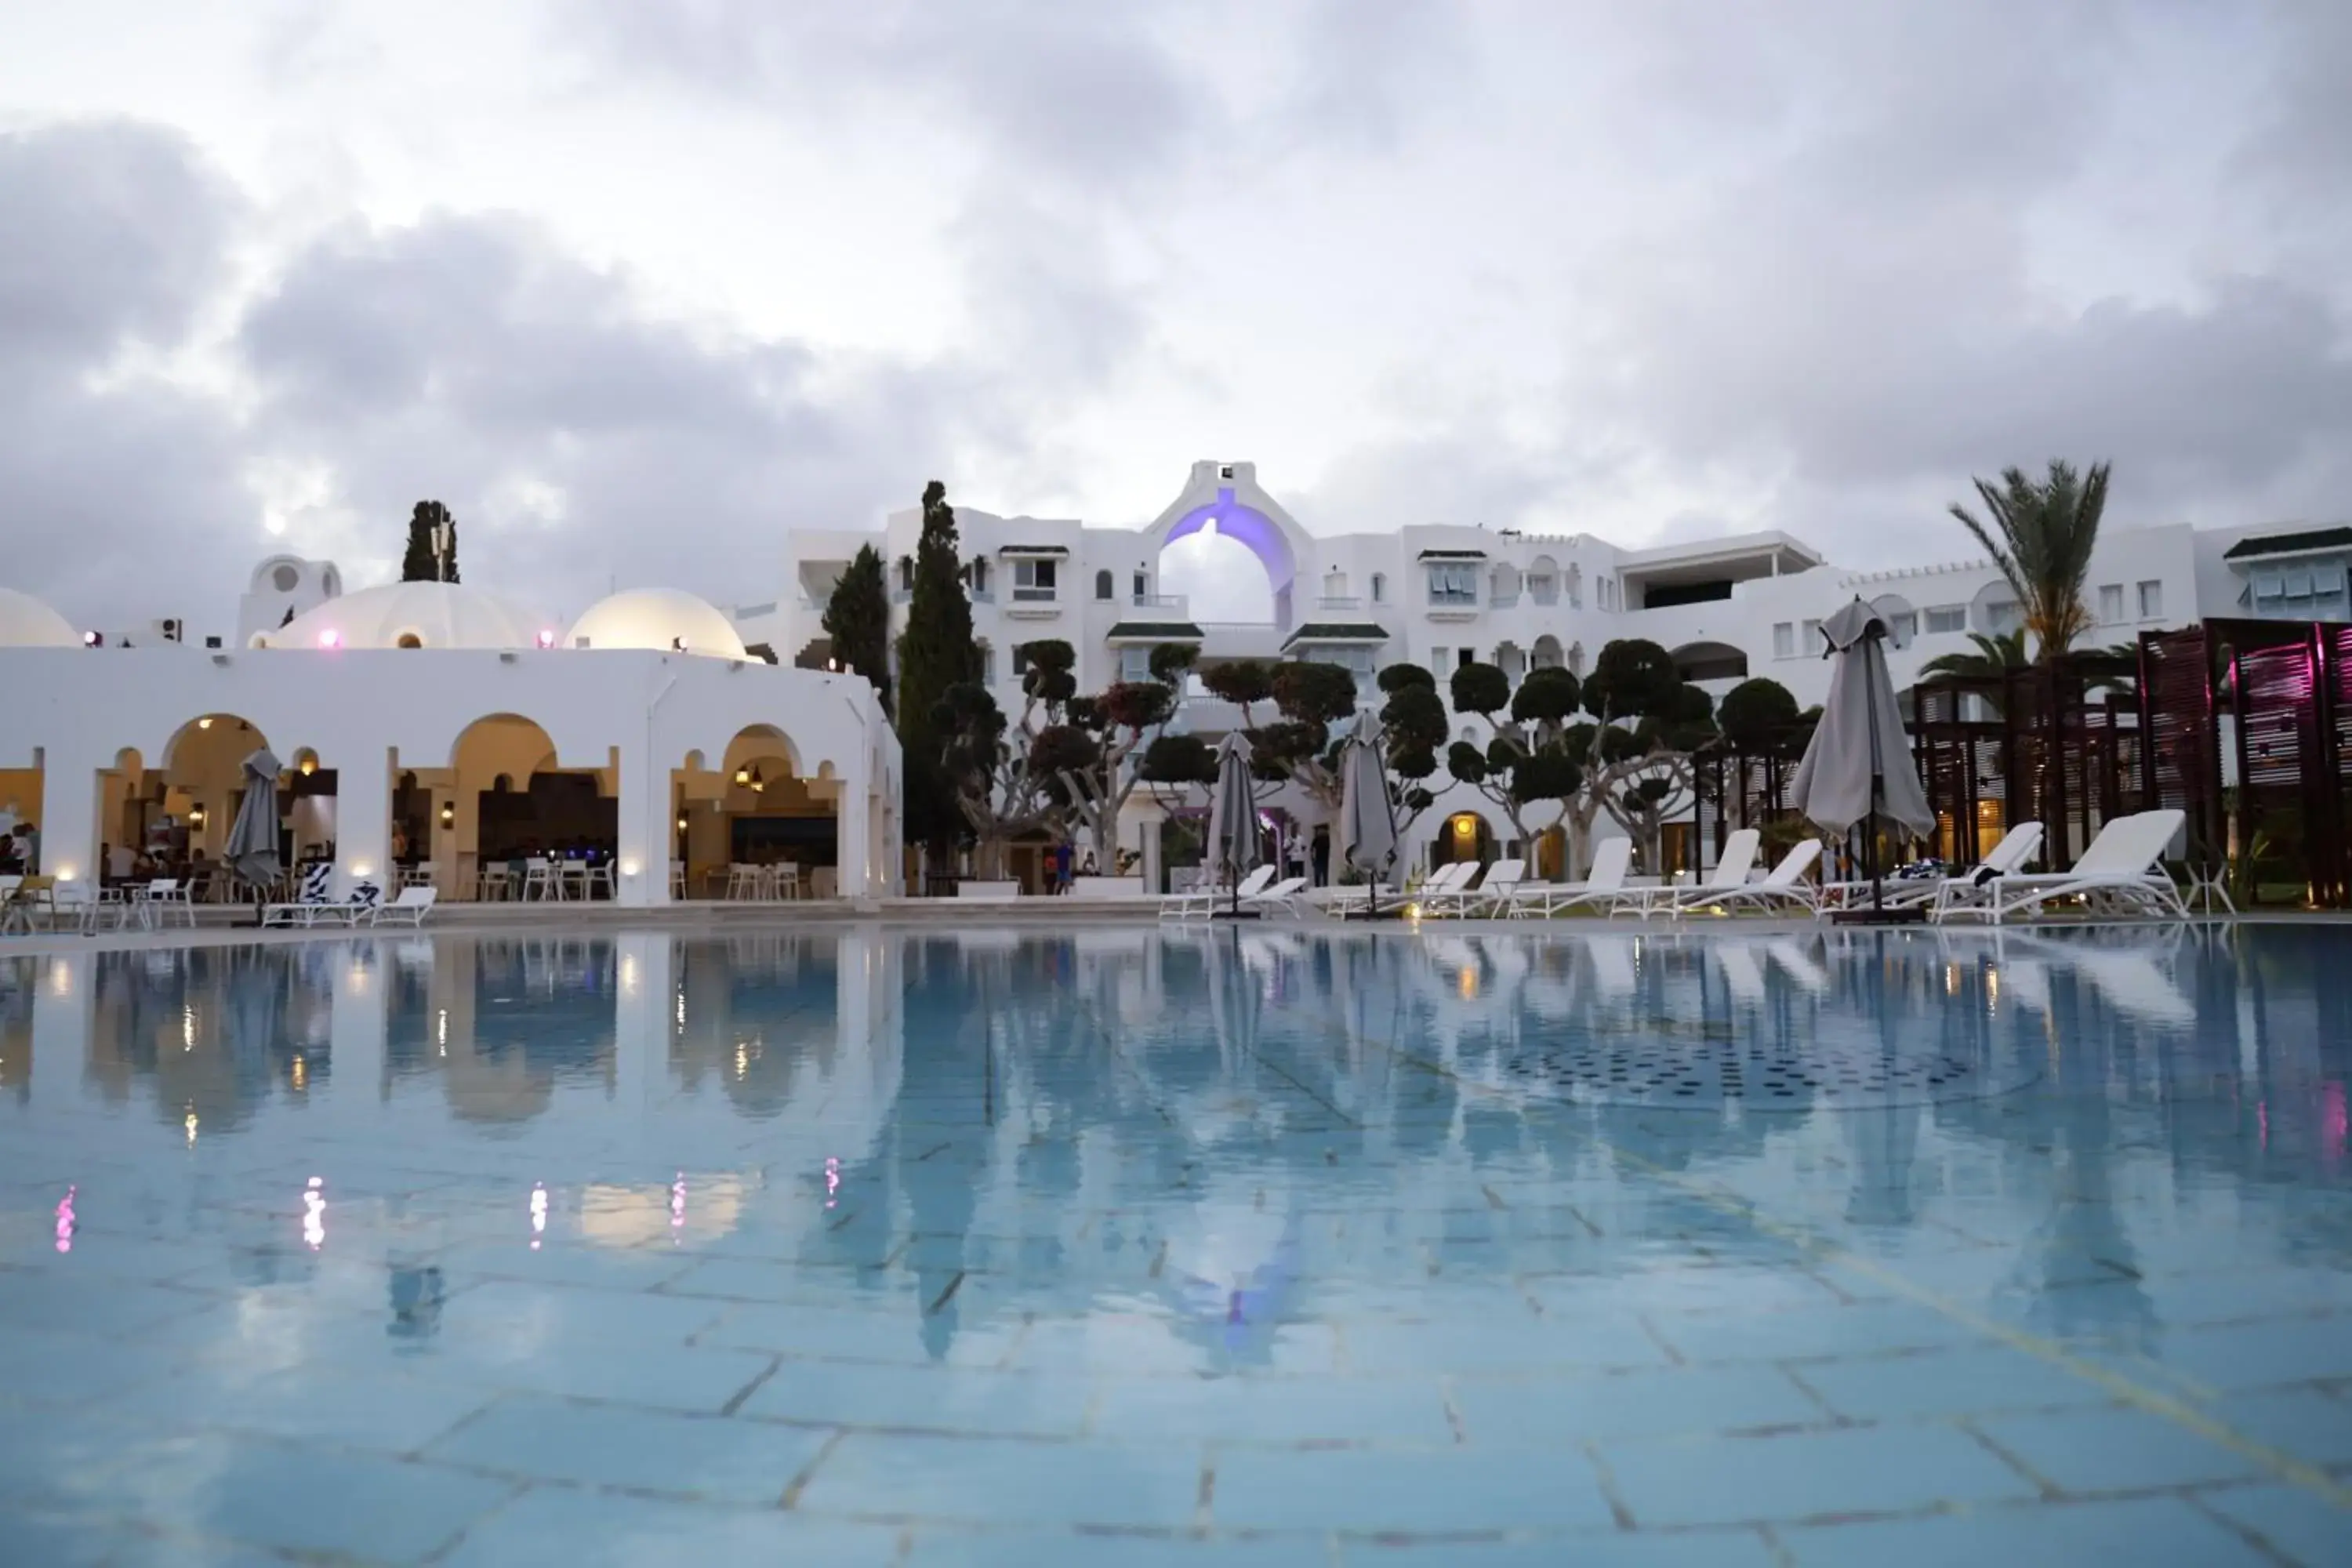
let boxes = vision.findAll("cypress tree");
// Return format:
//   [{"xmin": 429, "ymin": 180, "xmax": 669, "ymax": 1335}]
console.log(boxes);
[
  {"xmin": 822, "ymin": 543, "xmax": 894, "ymax": 715},
  {"xmin": 400, "ymin": 501, "xmax": 459, "ymax": 583},
  {"xmin": 895, "ymin": 481, "xmax": 980, "ymax": 854}
]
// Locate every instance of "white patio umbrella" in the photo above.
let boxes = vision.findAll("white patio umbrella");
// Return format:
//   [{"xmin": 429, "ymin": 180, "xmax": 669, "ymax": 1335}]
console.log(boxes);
[
  {"xmin": 1204, "ymin": 732, "xmax": 1261, "ymax": 918},
  {"xmin": 1336, "ymin": 716, "xmax": 1399, "ymax": 917},
  {"xmin": 1789, "ymin": 597, "xmax": 1935, "ymax": 919}
]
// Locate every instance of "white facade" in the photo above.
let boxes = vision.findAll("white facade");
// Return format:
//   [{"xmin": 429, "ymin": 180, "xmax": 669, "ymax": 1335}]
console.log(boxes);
[
  {"xmin": 745, "ymin": 459, "xmax": 2343, "ymax": 874},
  {"xmin": 0, "ymin": 582, "xmax": 899, "ymax": 908}
]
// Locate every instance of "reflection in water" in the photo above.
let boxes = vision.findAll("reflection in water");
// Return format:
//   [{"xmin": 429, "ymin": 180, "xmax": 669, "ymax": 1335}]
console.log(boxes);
[
  {"xmin": 2, "ymin": 923, "xmax": 2347, "ymax": 1381},
  {"xmin": 388, "ymin": 1262, "xmax": 445, "ymax": 1341}
]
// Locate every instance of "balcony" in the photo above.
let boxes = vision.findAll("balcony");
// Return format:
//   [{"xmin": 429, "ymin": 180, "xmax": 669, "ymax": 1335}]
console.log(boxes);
[
  {"xmin": 1488, "ymin": 592, "xmax": 1520, "ymax": 609},
  {"xmin": 1425, "ymin": 593, "xmax": 1480, "ymax": 622},
  {"xmin": 1007, "ymin": 586, "xmax": 1060, "ymax": 619},
  {"xmin": 1131, "ymin": 593, "xmax": 1187, "ymax": 612}
]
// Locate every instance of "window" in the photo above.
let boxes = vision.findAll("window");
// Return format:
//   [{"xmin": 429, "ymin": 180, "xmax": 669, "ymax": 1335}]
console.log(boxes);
[
  {"xmin": 1801, "ymin": 619, "xmax": 1822, "ymax": 652},
  {"xmin": 1430, "ymin": 646, "xmax": 1450, "ymax": 680},
  {"xmin": 979, "ymin": 644, "xmax": 996, "ymax": 685},
  {"xmin": 2137, "ymin": 579, "xmax": 2163, "ymax": 619},
  {"xmin": 1772, "ymin": 622, "xmax": 1795, "ymax": 659},
  {"xmin": 1886, "ymin": 612, "xmax": 1917, "ymax": 645},
  {"xmin": 1133, "ymin": 571, "xmax": 1148, "ymax": 601},
  {"xmin": 1011, "ymin": 644, "xmax": 1029, "ymax": 677},
  {"xmin": 970, "ymin": 557, "xmax": 989, "ymax": 593},
  {"xmin": 1013, "ymin": 559, "xmax": 1057, "ymax": 601},
  {"xmin": 2098, "ymin": 584, "xmax": 2124, "ymax": 624},
  {"xmin": 1119, "ymin": 647, "xmax": 1152, "ymax": 683},
  {"xmin": 1370, "ymin": 572, "xmax": 1388, "ymax": 604},
  {"xmin": 1457, "ymin": 648, "xmax": 1475, "ymax": 670},
  {"xmin": 1094, "ymin": 569, "xmax": 1113, "ymax": 601},
  {"xmin": 1426, "ymin": 564, "xmax": 1479, "ymax": 605},
  {"xmin": 1984, "ymin": 599, "xmax": 2021, "ymax": 633},
  {"xmin": 1568, "ymin": 641, "xmax": 1585, "ymax": 677},
  {"xmin": 1925, "ymin": 605, "xmax": 1965, "ymax": 634},
  {"xmin": 1323, "ymin": 646, "xmax": 1377, "ymax": 693},
  {"xmin": 898, "ymin": 557, "xmax": 913, "ymax": 592}
]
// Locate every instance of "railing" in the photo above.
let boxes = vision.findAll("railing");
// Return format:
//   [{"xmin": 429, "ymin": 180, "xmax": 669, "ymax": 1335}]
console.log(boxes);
[
  {"xmin": 1011, "ymin": 587, "xmax": 1058, "ymax": 604},
  {"xmin": 1313, "ymin": 596, "xmax": 1362, "ymax": 612},
  {"xmin": 1488, "ymin": 592, "xmax": 1520, "ymax": 609},
  {"xmin": 1131, "ymin": 593, "xmax": 1185, "ymax": 610},
  {"xmin": 738, "ymin": 600, "xmax": 779, "ymax": 619}
]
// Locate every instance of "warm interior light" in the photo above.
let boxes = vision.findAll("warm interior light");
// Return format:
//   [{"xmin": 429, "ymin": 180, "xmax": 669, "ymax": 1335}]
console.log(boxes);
[
  {"xmin": 733, "ymin": 765, "xmax": 751, "ymax": 786},
  {"xmin": 438, "ymin": 803, "xmax": 455, "ymax": 826},
  {"xmin": 299, "ymin": 757, "xmax": 317, "ymax": 775},
  {"xmin": 676, "ymin": 815, "xmax": 688, "ymax": 833},
  {"xmin": 187, "ymin": 805, "xmax": 206, "ymax": 828}
]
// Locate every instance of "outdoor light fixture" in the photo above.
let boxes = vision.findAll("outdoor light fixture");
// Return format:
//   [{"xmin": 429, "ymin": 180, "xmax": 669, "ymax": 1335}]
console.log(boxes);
[
  {"xmin": 676, "ymin": 814, "xmax": 688, "ymax": 833},
  {"xmin": 299, "ymin": 757, "xmax": 318, "ymax": 776},
  {"xmin": 187, "ymin": 805, "xmax": 206, "ymax": 829},
  {"xmin": 82, "ymin": 630, "xmax": 101, "ymax": 647},
  {"xmin": 750, "ymin": 766, "xmax": 765, "ymax": 793},
  {"xmin": 733, "ymin": 765, "xmax": 752, "ymax": 786},
  {"xmin": 619, "ymin": 859, "xmax": 641, "ymax": 878},
  {"xmin": 317, "ymin": 629, "xmax": 343, "ymax": 648},
  {"xmin": 198, "ymin": 717, "xmax": 213, "ymax": 730},
  {"xmin": 350, "ymin": 863, "xmax": 372, "ymax": 880},
  {"xmin": 439, "ymin": 803, "xmax": 455, "ymax": 828},
  {"xmin": 535, "ymin": 629, "xmax": 557, "ymax": 648}
]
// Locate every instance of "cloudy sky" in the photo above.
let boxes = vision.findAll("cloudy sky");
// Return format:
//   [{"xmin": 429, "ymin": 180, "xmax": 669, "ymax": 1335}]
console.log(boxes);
[{"xmin": 5, "ymin": 0, "xmax": 2349, "ymax": 626}]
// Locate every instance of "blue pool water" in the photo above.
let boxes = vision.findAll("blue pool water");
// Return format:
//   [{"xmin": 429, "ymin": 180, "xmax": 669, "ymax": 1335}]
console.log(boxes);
[{"xmin": 1, "ymin": 924, "xmax": 2348, "ymax": 1565}]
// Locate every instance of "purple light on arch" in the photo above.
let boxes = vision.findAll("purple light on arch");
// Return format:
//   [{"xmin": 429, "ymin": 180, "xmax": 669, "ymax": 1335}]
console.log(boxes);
[{"xmin": 1160, "ymin": 488, "xmax": 1295, "ymax": 589}]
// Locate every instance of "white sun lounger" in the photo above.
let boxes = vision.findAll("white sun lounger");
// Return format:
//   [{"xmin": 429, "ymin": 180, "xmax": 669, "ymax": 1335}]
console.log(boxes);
[
  {"xmin": 368, "ymin": 886, "xmax": 438, "ymax": 927},
  {"xmin": 1160, "ymin": 864, "xmax": 1276, "ymax": 922},
  {"xmin": 1669, "ymin": 837, "xmax": 1823, "ymax": 919},
  {"xmin": 1404, "ymin": 860, "xmax": 1476, "ymax": 913},
  {"xmin": 1608, "ymin": 829, "xmax": 1758, "ymax": 920},
  {"xmin": 1933, "ymin": 809, "xmax": 2187, "ymax": 925},
  {"xmin": 1512, "ymin": 839, "xmax": 1634, "ymax": 917},
  {"xmin": 1824, "ymin": 821, "xmax": 2045, "ymax": 913},
  {"xmin": 1427, "ymin": 858, "xmax": 1524, "ymax": 917},
  {"xmin": 1241, "ymin": 876, "xmax": 1312, "ymax": 917}
]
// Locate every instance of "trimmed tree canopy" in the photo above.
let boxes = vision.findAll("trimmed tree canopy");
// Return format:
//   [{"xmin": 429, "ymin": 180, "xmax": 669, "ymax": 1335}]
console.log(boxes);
[{"xmin": 821, "ymin": 543, "xmax": 893, "ymax": 713}]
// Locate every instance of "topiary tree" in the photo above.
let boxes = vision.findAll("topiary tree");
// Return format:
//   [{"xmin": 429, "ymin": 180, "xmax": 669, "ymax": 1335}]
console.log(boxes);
[
  {"xmin": 1444, "ymin": 662, "xmax": 1586, "ymax": 859},
  {"xmin": 1557, "ymin": 638, "xmax": 1719, "ymax": 874},
  {"xmin": 895, "ymin": 481, "xmax": 981, "ymax": 858},
  {"xmin": 1052, "ymin": 642, "xmax": 1194, "ymax": 869},
  {"xmin": 1376, "ymin": 663, "xmax": 1449, "ymax": 852},
  {"xmin": 939, "ymin": 638, "xmax": 1075, "ymax": 878},
  {"xmin": 1200, "ymin": 659, "xmax": 1359, "ymax": 811},
  {"xmin": 821, "ymin": 543, "xmax": 893, "ymax": 715},
  {"xmin": 1704, "ymin": 676, "xmax": 1809, "ymax": 839}
]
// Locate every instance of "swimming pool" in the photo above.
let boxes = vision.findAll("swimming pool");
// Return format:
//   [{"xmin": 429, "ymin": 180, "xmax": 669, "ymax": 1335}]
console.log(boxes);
[{"xmin": 1, "ymin": 924, "xmax": 2347, "ymax": 1564}]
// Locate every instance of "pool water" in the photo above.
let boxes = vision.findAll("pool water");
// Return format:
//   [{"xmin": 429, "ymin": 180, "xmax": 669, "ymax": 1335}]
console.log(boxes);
[{"xmin": 1, "ymin": 924, "xmax": 2347, "ymax": 1565}]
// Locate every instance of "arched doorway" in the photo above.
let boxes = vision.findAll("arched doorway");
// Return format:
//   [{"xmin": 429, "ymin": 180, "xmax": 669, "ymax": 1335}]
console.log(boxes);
[
  {"xmin": 670, "ymin": 725, "xmax": 835, "ymax": 898},
  {"xmin": 1432, "ymin": 810, "xmax": 1495, "ymax": 870},
  {"xmin": 445, "ymin": 715, "xmax": 614, "ymax": 899}
]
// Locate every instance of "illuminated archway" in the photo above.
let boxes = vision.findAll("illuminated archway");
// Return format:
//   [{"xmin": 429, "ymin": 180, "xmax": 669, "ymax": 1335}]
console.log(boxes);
[{"xmin": 1143, "ymin": 463, "xmax": 1317, "ymax": 626}]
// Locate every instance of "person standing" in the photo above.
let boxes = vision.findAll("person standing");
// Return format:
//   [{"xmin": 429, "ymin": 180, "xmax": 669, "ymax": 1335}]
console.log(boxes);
[{"xmin": 1310, "ymin": 826, "xmax": 1330, "ymax": 887}]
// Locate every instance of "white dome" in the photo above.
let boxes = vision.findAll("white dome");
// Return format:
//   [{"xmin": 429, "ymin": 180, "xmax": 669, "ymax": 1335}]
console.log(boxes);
[
  {"xmin": 262, "ymin": 581, "xmax": 554, "ymax": 651},
  {"xmin": 565, "ymin": 588, "xmax": 748, "ymax": 660},
  {"xmin": 0, "ymin": 586, "xmax": 81, "ymax": 648}
]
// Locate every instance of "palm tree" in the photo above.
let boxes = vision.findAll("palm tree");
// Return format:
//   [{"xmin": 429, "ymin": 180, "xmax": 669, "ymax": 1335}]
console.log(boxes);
[
  {"xmin": 1918, "ymin": 629, "xmax": 2028, "ymax": 684},
  {"xmin": 1949, "ymin": 459, "xmax": 2111, "ymax": 668}
]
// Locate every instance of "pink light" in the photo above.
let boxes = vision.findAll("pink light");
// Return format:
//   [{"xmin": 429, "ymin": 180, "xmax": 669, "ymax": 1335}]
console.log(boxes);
[
  {"xmin": 316, "ymin": 628, "xmax": 342, "ymax": 648},
  {"xmin": 530, "ymin": 1182, "xmax": 548, "ymax": 1249},
  {"xmin": 55, "ymin": 1186, "xmax": 75, "ymax": 1254},
  {"xmin": 2325, "ymin": 1082, "xmax": 2347, "ymax": 1167},
  {"xmin": 535, "ymin": 629, "xmax": 557, "ymax": 648},
  {"xmin": 825, "ymin": 1156, "xmax": 840, "ymax": 1210},
  {"xmin": 670, "ymin": 1172, "xmax": 687, "ymax": 1237},
  {"xmin": 302, "ymin": 1177, "xmax": 325, "ymax": 1250}
]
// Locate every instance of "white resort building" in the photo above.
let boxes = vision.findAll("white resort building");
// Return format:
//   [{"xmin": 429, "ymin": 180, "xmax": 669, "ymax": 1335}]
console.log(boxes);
[{"xmin": 0, "ymin": 457, "xmax": 2339, "ymax": 902}]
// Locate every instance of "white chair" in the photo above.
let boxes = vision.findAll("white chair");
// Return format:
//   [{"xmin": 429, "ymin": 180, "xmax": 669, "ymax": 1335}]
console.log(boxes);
[
  {"xmin": 1826, "ymin": 821, "xmax": 2044, "ymax": 914},
  {"xmin": 1669, "ymin": 837, "xmax": 1824, "ymax": 919},
  {"xmin": 771, "ymin": 864, "xmax": 800, "ymax": 901},
  {"xmin": 141, "ymin": 878, "xmax": 198, "ymax": 929},
  {"xmin": 521, "ymin": 858, "xmax": 561, "ymax": 902},
  {"xmin": 1159, "ymin": 864, "xmax": 1276, "ymax": 921},
  {"xmin": 1603, "ymin": 829, "xmax": 1757, "ymax": 921},
  {"xmin": 1934, "ymin": 809, "xmax": 2188, "ymax": 925},
  {"xmin": 368, "ymin": 886, "xmax": 439, "ymax": 927},
  {"xmin": 477, "ymin": 865, "xmax": 511, "ymax": 902},
  {"xmin": 1428, "ymin": 858, "xmax": 1524, "ymax": 917},
  {"xmin": 264, "ymin": 863, "xmax": 339, "ymax": 927},
  {"xmin": 1513, "ymin": 838, "xmax": 1635, "ymax": 917},
  {"xmin": 724, "ymin": 862, "xmax": 760, "ymax": 901}
]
